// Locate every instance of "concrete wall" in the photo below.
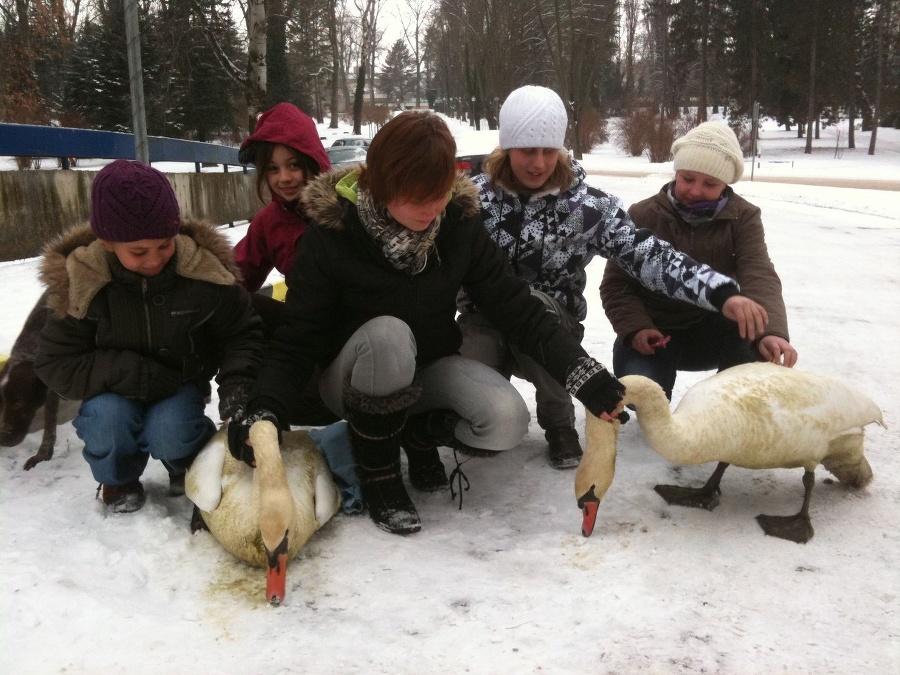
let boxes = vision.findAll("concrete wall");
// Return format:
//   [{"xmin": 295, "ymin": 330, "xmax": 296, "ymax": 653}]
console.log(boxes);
[{"xmin": 0, "ymin": 170, "xmax": 259, "ymax": 261}]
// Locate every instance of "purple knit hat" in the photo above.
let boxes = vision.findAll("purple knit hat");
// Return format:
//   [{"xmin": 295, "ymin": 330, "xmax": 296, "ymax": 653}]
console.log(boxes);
[{"xmin": 90, "ymin": 160, "xmax": 181, "ymax": 242}]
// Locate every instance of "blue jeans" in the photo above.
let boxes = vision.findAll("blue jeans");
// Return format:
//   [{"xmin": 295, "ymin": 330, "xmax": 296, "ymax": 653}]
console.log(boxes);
[
  {"xmin": 318, "ymin": 316, "xmax": 530, "ymax": 451},
  {"xmin": 612, "ymin": 313, "xmax": 754, "ymax": 400},
  {"xmin": 74, "ymin": 384, "xmax": 216, "ymax": 486},
  {"xmin": 458, "ymin": 290, "xmax": 584, "ymax": 431}
]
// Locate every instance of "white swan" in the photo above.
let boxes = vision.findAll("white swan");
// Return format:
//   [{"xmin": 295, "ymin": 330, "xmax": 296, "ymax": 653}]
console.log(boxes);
[
  {"xmin": 576, "ymin": 363, "xmax": 885, "ymax": 543},
  {"xmin": 185, "ymin": 421, "xmax": 341, "ymax": 604}
]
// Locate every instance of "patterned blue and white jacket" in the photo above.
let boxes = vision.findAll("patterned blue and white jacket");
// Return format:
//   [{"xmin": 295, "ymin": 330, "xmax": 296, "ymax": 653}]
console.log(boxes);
[{"xmin": 457, "ymin": 161, "xmax": 739, "ymax": 322}]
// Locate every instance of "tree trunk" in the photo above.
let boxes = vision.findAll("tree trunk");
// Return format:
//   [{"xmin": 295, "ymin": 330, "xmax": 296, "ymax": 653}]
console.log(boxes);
[
  {"xmin": 327, "ymin": 0, "xmax": 340, "ymax": 129},
  {"xmin": 804, "ymin": 1, "xmax": 817, "ymax": 154},
  {"xmin": 868, "ymin": 0, "xmax": 888, "ymax": 155},
  {"xmin": 353, "ymin": 66, "xmax": 365, "ymax": 135},
  {"xmin": 699, "ymin": 0, "xmax": 709, "ymax": 122},
  {"xmin": 246, "ymin": 0, "xmax": 268, "ymax": 133}
]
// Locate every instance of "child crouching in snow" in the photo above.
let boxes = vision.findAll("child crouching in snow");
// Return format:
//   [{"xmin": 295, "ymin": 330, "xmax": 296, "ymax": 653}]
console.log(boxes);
[{"xmin": 34, "ymin": 160, "xmax": 264, "ymax": 513}]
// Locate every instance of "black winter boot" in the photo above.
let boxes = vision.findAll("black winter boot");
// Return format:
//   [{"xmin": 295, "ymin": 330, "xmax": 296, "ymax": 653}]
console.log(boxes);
[
  {"xmin": 344, "ymin": 382, "xmax": 423, "ymax": 535},
  {"xmin": 403, "ymin": 409, "xmax": 493, "ymax": 456},
  {"xmin": 545, "ymin": 426, "xmax": 583, "ymax": 470},
  {"xmin": 401, "ymin": 417, "xmax": 449, "ymax": 493}
]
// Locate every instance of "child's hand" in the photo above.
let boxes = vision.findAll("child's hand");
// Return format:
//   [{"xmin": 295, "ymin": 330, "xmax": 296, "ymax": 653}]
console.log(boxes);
[
  {"xmin": 722, "ymin": 295, "xmax": 768, "ymax": 341},
  {"xmin": 631, "ymin": 329, "xmax": 668, "ymax": 355},
  {"xmin": 758, "ymin": 335, "xmax": 798, "ymax": 367},
  {"xmin": 227, "ymin": 410, "xmax": 282, "ymax": 467}
]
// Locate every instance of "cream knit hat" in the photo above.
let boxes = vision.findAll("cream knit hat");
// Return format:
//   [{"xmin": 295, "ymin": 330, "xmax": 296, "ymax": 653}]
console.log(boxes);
[
  {"xmin": 499, "ymin": 86, "xmax": 568, "ymax": 150},
  {"xmin": 671, "ymin": 121, "xmax": 745, "ymax": 184}
]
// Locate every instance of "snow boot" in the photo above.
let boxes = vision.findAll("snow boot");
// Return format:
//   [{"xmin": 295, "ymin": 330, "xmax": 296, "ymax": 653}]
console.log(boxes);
[
  {"xmin": 344, "ymin": 382, "xmax": 423, "ymax": 535},
  {"xmin": 404, "ymin": 409, "xmax": 491, "ymax": 457},
  {"xmin": 545, "ymin": 426, "xmax": 583, "ymax": 470},
  {"xmin": 401, "ymin": 416, "xmax": 449, "ymax": 493},
  {"xmin": 99, "ymin": 480, "xmax": 146, "ymax": 513},
  {"xmin": 404, "ymin": 446, "xmax": 449, "ymax": 492}
]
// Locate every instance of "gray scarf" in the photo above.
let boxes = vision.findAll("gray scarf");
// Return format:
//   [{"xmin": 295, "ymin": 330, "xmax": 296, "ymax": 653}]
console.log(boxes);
[{"xmin": 356, "ymin": 190, "xmax": 443, "ymax": 274}]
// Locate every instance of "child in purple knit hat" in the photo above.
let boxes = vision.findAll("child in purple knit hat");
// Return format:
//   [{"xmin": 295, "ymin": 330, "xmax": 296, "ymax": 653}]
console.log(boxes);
[{"xmin": 34, "ymin": 160, "xmax": 264, "ymax": 513}]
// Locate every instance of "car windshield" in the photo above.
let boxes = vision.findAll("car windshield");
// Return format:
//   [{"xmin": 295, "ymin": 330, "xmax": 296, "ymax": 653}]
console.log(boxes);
[
  {"xmin": 327, "ymin": 147, "xmax": 367, "ymax": 161},
  {"xmin": 333, "ymin": 137, "xmax": 369, "ymax": 147}
]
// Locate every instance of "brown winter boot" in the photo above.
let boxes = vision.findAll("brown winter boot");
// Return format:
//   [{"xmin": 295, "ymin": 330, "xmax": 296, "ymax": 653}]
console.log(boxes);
[{"xmin": 99, "ymin": 481, "xmax": 146, "ymax": 513}]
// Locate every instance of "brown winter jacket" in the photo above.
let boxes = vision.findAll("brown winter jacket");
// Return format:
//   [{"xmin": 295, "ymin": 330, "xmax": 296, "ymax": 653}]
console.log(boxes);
[
  {"xmin": 600, "ymin": 185, "xmax": 789, "ymax": 355},
  {"xmin": 34, "ymin": 221, "xmax": 263, "ymax": 419}
]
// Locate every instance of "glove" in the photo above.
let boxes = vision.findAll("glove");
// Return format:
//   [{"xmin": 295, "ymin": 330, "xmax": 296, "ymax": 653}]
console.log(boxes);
[
  {"xmin": 227, "ymin": 409, "xmax": 282, "ymax": 467},
  {"xmin": 218, "ymin": 380, "xmax": 252, "ymax": 421},
  {"xmin": 571, "ymin": 363, "xmax": 626, "ymax": 418}
]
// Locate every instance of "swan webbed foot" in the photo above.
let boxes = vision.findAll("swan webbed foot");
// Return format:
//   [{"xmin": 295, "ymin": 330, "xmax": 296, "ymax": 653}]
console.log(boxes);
[
  {"xmin": 190, "ymin": 505, "xmax": 209, "ymax": 533},
  {"xmin": 654, "ymin": 483, "xmax": 721, "ymax": 510},
  {"xmin": 653, "ymin": 461, "xmax": 729, "ymax": 511},
  {"xmin": 755, "ymin": 512, "xmax": 814, "ymax": 543},
  {"xmin": 755, "ymin": 469, "xmax": 816, "ymax": 543}
]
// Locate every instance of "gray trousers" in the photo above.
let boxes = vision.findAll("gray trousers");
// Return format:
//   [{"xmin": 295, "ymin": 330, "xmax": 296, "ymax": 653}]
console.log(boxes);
[
  {"xmin": 458, "ymin": 291, "xmax": 583, "ymax": 431},
  {"xmin": 317, "ymin": 316, "xmax": 530, "ymax": 451}
]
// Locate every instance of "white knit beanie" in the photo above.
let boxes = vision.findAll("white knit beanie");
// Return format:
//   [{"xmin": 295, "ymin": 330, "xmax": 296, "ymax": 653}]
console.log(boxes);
[
  {"xmin": 499, "ymin": 86, "xmax": 568, "ymax": 150},
  {"xmin": 671, "ymin": 121, "xmax": 745, "ymax": 184}
]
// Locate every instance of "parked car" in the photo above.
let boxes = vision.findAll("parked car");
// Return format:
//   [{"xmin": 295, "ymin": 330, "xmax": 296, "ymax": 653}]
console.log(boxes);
[
  {"xmin": 326, "ymin": 145, "xmax": 368, "ymax": 171},
  {"xmin": 455, "ymin": 153, "xmax": 487, "ymax": 176},
  {"xmin": 330, "ymin": 136, "xmax": 371, "ymax": 148}
]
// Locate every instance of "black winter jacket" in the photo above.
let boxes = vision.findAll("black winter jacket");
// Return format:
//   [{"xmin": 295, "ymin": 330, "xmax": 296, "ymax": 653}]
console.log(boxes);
[
  {"xmin": 34, "ymin": 221, "xmax": 263, "ymax": 419},
  {"xmin": 247, "ymin": 169, "xmax": 595, "ymax": 425}
]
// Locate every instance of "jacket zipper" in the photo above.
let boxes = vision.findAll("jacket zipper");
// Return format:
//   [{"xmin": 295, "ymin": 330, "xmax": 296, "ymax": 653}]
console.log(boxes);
[{"xmin": 141, "ymin": 278, "xmax": 153, "ymax": 353}]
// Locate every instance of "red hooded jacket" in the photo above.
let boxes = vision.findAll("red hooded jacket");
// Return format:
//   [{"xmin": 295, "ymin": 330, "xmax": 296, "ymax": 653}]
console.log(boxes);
[{"xmin": 234, "ymin": 103, "xmax": 331, "ymax": 291}]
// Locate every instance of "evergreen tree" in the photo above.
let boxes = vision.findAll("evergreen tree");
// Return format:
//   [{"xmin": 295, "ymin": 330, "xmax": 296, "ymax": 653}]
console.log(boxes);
[{"xmin": 379, "ymin": 39, "xmax": 415, "ymax": 108}]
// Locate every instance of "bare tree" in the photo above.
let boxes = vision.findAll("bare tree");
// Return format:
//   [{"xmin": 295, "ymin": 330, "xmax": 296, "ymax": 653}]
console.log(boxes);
[
  {"xmin": 399, "ymin": 0, "xmax": 430, "ymax": 108},
  {"xmin": 621, "ymin": 0, "xmax": 640, "ymax": 106},
  {"xmin": 351, "ymin": 0, "xmax": 381, "ymax": 133},
  {"xmin": 532, "ymin": 0, "xmax": 618, "ymax": 158}
]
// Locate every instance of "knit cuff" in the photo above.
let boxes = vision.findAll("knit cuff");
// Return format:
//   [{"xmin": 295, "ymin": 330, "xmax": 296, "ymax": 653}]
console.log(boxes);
[
  {"xmin": 709, "ymin": 283, "xmax": 739, "ymax": 311},
  {"xmin": 565, "ymin": 357, "xmax": 608, "ymax": 397}
]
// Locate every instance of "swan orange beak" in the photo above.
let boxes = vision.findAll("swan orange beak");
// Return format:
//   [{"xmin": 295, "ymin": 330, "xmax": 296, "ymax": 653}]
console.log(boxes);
[
  {"xmin": 578, "ymin": 485, "xmax": 600, "ymax": 537},
  {"xmin": 265, "ymin": 533, "xmax": 290, "ymax": 606}
]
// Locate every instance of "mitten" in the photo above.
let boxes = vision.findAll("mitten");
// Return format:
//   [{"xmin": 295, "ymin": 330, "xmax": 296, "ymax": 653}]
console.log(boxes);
[
  {"xmin": 227, "ymin": 409, "xmax": 282, "ymax": 467},
  {"xmin": 567, "ymin": 357, "xmax": 626, "ymax": 418}
]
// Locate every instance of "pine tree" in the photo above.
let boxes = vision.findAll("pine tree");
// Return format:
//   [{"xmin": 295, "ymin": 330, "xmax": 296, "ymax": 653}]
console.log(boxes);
[{"xmin": 379, "ymin": 40, "xmax": 415, "ymax": 108}]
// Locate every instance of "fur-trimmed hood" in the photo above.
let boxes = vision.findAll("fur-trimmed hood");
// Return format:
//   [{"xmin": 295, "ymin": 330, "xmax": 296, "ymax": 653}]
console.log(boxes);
[
  {"xmin": 300, "ymin": 167, "xmax": 481, "ymax": 230},
  {"xmin": 40, "ymin": 220, "xmax": 241, "ymax": 319}
]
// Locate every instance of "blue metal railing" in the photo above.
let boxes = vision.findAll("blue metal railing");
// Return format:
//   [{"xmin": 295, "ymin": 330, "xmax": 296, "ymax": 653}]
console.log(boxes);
[{"xmin": 0, "ymin": 123, "xmax": 245, "ymax": 173}]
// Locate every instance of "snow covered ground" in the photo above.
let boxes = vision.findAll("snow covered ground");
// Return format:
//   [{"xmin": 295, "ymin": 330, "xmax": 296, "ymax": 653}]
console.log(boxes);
[{"xmin": 1, "ymin": 118, "xmax": 898, "ymax": 674}]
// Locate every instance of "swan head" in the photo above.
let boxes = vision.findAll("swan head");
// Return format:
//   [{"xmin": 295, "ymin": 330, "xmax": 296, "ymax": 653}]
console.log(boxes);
[{"xmin": 576, "ymin": 412, "xmax": 622, "ymax": 537}]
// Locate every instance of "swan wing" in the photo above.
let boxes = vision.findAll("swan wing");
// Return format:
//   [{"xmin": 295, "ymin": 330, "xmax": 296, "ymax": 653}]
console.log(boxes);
[
  {"xmin": 185, "ymin": 430, "xmax": 227, "ymax": 512},
  {"xmin": 314, "ymin": 472, "xmax": 341, "ymax": 525}
]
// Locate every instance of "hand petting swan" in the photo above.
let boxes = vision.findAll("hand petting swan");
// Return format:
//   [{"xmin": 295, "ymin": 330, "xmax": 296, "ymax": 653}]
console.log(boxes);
[
  {"xmin": 577, "ymin": 362, "xmax": 885, "ymax": 543},
  {"xmin": 185, "ymin": 421, "xmax": 341, "ymax": 604}
]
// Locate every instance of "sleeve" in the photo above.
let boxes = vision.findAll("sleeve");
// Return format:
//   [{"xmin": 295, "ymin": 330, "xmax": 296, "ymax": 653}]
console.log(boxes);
[
  {"xmin": 730, "ymin": 204, "xmax": 790, "ymax": 343},
  {"xmin": 599, "ymin": 256, "xmax": 657, "ymax": 343},
  {"xmin": 206, "ymin": 285, "xmax": 265, "ymax": 419},
  {"xmin": 33, "ymin": 315, "xmax": 181, "ymax": 402},
  {"xmin": 234, "ymin": 218, "xmax": 275, "ymax": 292},
  {"xmin": 589, "ymin": 190, "xmax": 738, "ymax": 311},
  {"xmin": 461, "ymin": 220, "xmax": 593, "ymax": 386},
  {"xmin": 245, "ymin": 226, "xmax": 341, "ymax": 426}
]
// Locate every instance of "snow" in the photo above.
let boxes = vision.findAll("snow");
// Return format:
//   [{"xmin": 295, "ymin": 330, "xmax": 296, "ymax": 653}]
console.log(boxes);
[{"xmin": 1, "ymin": 117, "xmax": 898, "ymax": 674}]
